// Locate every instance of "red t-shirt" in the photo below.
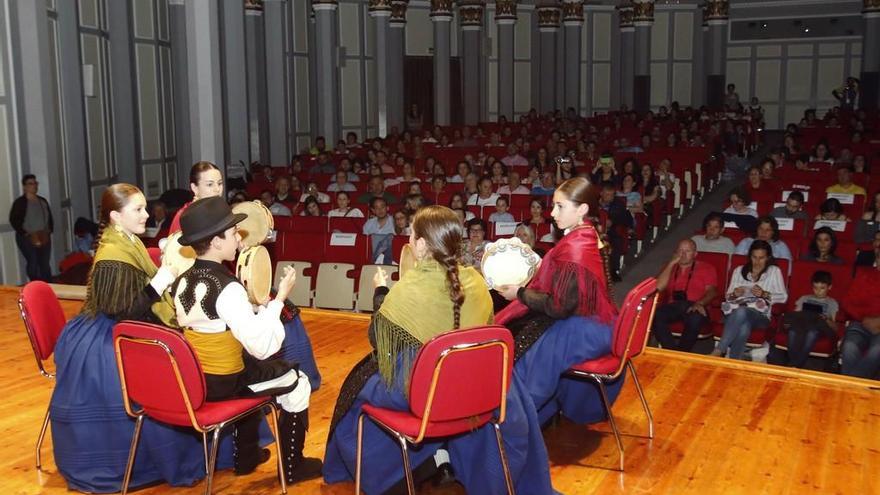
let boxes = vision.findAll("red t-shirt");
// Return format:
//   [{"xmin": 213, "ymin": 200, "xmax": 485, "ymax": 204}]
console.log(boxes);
[
  {"xmin": 844, "ymin": 267, "xmax": 880, "ymax": 321},
  {"xmin": 666, "ymin": 260, "xmax": 717, "ymax": 303}
]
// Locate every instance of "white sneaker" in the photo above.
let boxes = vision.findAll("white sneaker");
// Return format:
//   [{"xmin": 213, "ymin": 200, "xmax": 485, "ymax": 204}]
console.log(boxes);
[{"xmin": 749, "ymin": 343, "xmax": 770, "ymax": 363}]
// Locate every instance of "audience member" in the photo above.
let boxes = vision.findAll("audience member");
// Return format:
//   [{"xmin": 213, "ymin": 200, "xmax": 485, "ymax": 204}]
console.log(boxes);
[
  {"xmin": 308, "ymin": 152, "xmax": 336, "ymax": 175},
  {"xmin": 724, "ymin": 187, "xmax": 758, "ymax": 218},
  {"xmin": 801, "ymin": 227, "xmax": 843, "ymax": 264},
  {"xmin": 299, "ymin": 182, "xmax": 330, "ymax": 204},
  {"xmin": 9, "ymin": 174, "xmax": 53, "ymax": 282},
  {"xmin": 300, "ymin": 196, "xmax": 323, "ymax": 217},
  {"xmin": 489, "ymin": 196, "xmax": 515, "ymax": 223},
  {"xmin": 692, "ymin": 212, "xmax": 736, "ymax": 255},
  {"xmin": 498, "ymin": 171, "xmax": 531, "ymax": 195},
  {"xmin": 598, "ymin": 180, "xmax": 633, "ymax": 280},
  {"xmin": 783, "ymin": 270, "xmax": 838, "ymax": 368},
  {"xmin": 261, "ymin": 190, "xmax": 292, "ymax": 217},
  {"xmin": 467, "ymin": 177, "xmax": 500, "ymax": 206},
  {"xmin": 815, "ymin": 198, "xmax": 849, "ymax": 222},
  {"xmin": 327, "ymin": 191, "xmax": 364, "ymax": 218},
  {"xmin": 841, "ymin": 260, "xmax": 880, "ymax": 378},
  {"xmin": 528, "ymin": 198, "xmax": 548, "ymax": 225},
  {"xmin": 501, "ymin": 143, "xmax": 528, "ymax": 168},
  {"xmin": 770, "ymin": 190, "xmax": 808, "ymax": 220},
  {"xmin": 734, "ymin": 216, "xmax": 792, "ymax": 261},
  {"xmin": 461, "ymin": 218, "xmax": 489, "ymax": 272},
  {"xmin": 358, "ymin": 176, "xmax": 398, "ymax": 205},
  {"xmin": 448, "ymin": 161, "xmax": 471, "ymax": 183},
  {"xmin": 826, "ymin": 165, "xmax": 866, "ymax": 196},
  {"xmin": 327, "ymin": 170, "xmax": 357, "ymax": 193},
  {"xmin": 532, "ymin": 172, "xmax": 557, "ymax": 196},
  {"xmin": 393, "ymin": 210, "xmax": 410, "ymax": 236},
  {"xmin": 363, "ymin": 197, "xmax": 395, "ymax": 263}
]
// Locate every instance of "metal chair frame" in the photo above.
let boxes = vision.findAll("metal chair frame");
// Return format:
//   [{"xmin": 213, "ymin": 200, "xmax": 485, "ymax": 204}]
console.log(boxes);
[
  {"xmin": 114, "ymin": 335, "xmax": 287, "ymax": 495},
  {"xmin": 354, "ymin": 338, "xmax": 515, "ymax": 495},
  {"xmin": 566, "ymin": 289, "xmax": 659, "ymax": 471}
]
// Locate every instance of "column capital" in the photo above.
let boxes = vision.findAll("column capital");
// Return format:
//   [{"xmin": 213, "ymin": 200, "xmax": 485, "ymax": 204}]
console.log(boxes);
[
  {"xmin": 537, "ymin": 2, "xmax": 561, "ymax": 32},
  {"xmin": 459, "ymin": 1, "xmax": 485, "ymax": 29},
  {"xmin": 704, "ymin": 0, "xmax": 729, "ymax": 23},
  {"xmin": 632, "ymin": 0, "xmax": 653, "ymax": 27},
  {"xmin": 562, "ymin": 0, "xmax": 583, "ymax": 26},
  {"xmin": 495, "ymin": 0, "xmax": 517, "ymax": 24},
  {"xmin": 430, "ymin": 0, "xmax": 454, "ymax": 19},
  {"xmin": 369, "ymin": 0, "xmax": 392, "ymax": 16},
  {"xmin": 865, "ymin": 0, "xmax": 880, "ymax": 17},
  {"xmin": 244, "ymin": 0, "xmax": 263, "ymax": 15},
  {"xmin": 390, "ymin": 1, "xmax": 409, "ymax": 26},
  {"xmin": 312, "ymin": 0, "xmax": 338, "ymax": 12},
  {"xmin": 168, "ymin": 0, "xmax": 185, "ymax": 5},
  {"xmin": 617, "ymin": 1, "xmax": 634, "ymax": 30}
]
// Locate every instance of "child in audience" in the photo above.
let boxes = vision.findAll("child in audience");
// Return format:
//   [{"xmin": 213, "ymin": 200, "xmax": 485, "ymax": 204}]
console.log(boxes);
[
  {"xmin": 815, "ymin": 198, "xmax": 850, "ymax": 222},
  {"xmin": 363, "ymin": 197, "xmax": 395, "ymax": 263},
  {"xmin": 489, "ymin": 196, "xmax": 515, "ymax": 223},
  {"xmin": 782, "ymin": 271, "xmax": 838, "ymax": 368}
]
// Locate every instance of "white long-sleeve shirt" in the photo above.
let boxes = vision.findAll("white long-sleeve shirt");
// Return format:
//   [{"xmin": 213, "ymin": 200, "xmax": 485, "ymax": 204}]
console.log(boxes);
[{"xmin": 725, "ymin": 264, "xmax": 788, "ymax": 317}]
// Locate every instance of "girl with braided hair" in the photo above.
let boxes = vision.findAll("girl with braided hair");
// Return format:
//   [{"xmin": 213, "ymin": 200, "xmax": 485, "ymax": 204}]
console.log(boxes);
[{"xmin": 324, "ymin": 206, "xmax": 555, "ymax": 495}]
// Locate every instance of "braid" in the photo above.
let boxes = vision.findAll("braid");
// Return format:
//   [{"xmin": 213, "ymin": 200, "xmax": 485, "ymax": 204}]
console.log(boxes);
[
  {"xmin": 93, "ymin": 220, "xmax": 107, "ymax": 253},
  {"xmin": 599, "ymin": 237, "xmax": 615, "ymax": 299},
  {"xmin": 439, "ymin": 254, "xmax": 464, "ymax": 329}
]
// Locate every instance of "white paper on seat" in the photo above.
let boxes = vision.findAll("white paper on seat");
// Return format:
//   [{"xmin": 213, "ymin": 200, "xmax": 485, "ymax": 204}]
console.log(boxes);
[
  {"xmin": 782, "ymin": 190, "xmax": 809, "ymax": 202},
  {"xmin": 330, "ymin": 232, "xmax": 357, "ymax": 246},
  {"xmin": 494, "ymin": 222, "xmax": 518, "ymax": 236},
  {"xmin": 776, "ymin": 217, "xmax": 794, "ymax": 231},
  {"xmin": 813, "ymin": 219, "xmax": 846, "ymax": 232},
  {"xmin": 826, "ymin": 193, "xmax": 854, "ymax": 204}
]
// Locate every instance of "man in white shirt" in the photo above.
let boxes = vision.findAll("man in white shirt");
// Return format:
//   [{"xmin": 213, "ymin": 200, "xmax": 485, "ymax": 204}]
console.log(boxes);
[
  {"xmin": 326, "ymin": 170, "xmax": 357, "ymax": 193},
  {"xmin": 261, "ymin": 190, "xmax": 292, "ymax": 216},
  {"xmin": 174, "ymin": 197, "xmax": 321, "ymax": 483},
  {"xmin": 467, "ymin": 177, "xmax": 500, "ymax": 206},
  {"xmin": 497, "ymin": 171, "xmax": 531, "ymax": 195},
  {"xmin": 363, "ymin": 197, "xmax": 396, "ymax": 263},
  {"xmin": 692, "ymin": 213, "xmax": 736, "ymax": 255},
  {"xmin": 501, "ymin": 143, "xmax": 528, "ymax": 168}
]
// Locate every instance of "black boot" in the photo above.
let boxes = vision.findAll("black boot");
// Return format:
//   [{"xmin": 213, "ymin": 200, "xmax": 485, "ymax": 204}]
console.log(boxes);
[
  {"xmin": 233, "ymin": 413, "xmax": 270, "ymax": 475},
  {"xmin": 279, "ymin": 408, "xmax": 323, "ymax": 483}
]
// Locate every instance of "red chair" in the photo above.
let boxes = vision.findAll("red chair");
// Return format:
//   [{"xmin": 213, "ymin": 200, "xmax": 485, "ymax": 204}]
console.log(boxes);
[
  {"xmin": 113, "ymin": 321, "xmax": 287, "ymax": 495},
  {"xmin": 147, "ymin": 247, "xmax": 162, "ymax": 268},
  {"xmin": 18, "ymin": 281, "xmax": 67, "ymax": 471},
  {"xmin": 355, "ymin": 326, "xmax": 515, "ymax": 495},
  {"xmin": 565, "ymin": 277, "xmax": 659, "ymax": 471}
]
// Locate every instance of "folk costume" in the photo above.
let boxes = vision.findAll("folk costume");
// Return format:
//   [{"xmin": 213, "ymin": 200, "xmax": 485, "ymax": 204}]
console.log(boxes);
[
  {"xmin": 323, "ymin": 259, "xmax": 556, "ymax": 495},
  {"xmin": 49, "ymin": 225, "xmax": 209, "ymax": 493},
  {"xmin": 496, "ymin": 222, "xmax": 625, "ymax": 425},
  {"xmin": 174, "ymin": 197, "xmax": 319, "ymax": 482}
]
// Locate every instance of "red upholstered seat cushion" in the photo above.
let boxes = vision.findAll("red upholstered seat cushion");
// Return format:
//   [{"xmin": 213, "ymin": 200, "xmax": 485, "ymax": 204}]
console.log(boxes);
[
  {"xmin": 569, "ymin": 355, "xmax": 621, "ymax": 375},
  {"xmin": 362, "ymin": 404, "xmax": 493, "ymax": 439},
  {"xmin": 146, "ymin": 396, "xmax": 271, "ymax": 428}
]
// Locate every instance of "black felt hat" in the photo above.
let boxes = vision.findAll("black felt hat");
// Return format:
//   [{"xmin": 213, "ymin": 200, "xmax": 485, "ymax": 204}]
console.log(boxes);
[{"xmin": 178, "ymin": 197, "xmax": 247, "ymax": 246}]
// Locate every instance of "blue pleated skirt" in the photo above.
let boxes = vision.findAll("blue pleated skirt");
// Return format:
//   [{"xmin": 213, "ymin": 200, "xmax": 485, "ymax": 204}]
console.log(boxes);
[{"xmin": 279, "ymin": 315, "xmax": 321, "ymax": 391}]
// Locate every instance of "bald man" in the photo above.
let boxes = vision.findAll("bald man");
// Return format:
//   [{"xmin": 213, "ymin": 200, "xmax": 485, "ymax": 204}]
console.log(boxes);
[{"xmin": 652, "ymin": 239, "xmax": 719, "ymax": 352}]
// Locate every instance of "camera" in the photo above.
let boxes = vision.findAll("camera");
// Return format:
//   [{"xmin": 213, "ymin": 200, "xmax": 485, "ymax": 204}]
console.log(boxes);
[{"xmin": 672, "ymin": 290, "xmax": 687, "ymax": 302}]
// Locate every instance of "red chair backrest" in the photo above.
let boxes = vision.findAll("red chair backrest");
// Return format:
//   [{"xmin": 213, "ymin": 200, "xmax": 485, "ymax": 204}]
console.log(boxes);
[
  {"xmin": 113, "ymin": 321, "xmax": 206, "ymax": 426},
  {"xmin": 408, "ymin": 326, "xmax": 513, "ymax": 423},
  {"xmin": 610, "ymin": 278, "xmax": 658, "ymax": 362},
  {"xmin": 147, "ymin": 247, "xmax": 162, "ymax": 268},
  {"xmin": 786, "ymin": 260, "xmax": 853, "ymax": 310},
  {"xmin": 19, "ymin": 281, "xmax": 66, "ymax": 362}
]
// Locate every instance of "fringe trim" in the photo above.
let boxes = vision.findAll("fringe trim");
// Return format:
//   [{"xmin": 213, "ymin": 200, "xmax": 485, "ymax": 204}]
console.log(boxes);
[
  {"xmin": 82, "ymin": 260, "xmax": 149, "ymax": 319},
  {"xmin": 373, "ymin": 313, "xmax": 422, "ymax": 392}
]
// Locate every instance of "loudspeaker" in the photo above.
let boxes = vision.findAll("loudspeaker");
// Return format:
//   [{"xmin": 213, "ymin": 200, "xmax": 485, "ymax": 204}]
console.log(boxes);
[{"xmin": 860, "ymin": 71, "xmax": 879, "ymax": 110}]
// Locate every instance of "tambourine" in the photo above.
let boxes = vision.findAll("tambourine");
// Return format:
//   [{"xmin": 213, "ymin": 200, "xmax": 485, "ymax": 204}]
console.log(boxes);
[
  {"xmin": 162, "ymin": 231, "xmax": 197, "ymax": 275},
  {"xmin": 399, "ymin": 243, "xmax": 416, "ymax": 278},
  {"xmin": 232, "ymin": 200, "xmax": 275, "ymax": 248},
  {"xmin": 236, "ymin": 245, "xmax": 272, "ymax": 305},
  {"xmin": 480, "ymin": 237, "xmax": 541, "ymax": 289}
]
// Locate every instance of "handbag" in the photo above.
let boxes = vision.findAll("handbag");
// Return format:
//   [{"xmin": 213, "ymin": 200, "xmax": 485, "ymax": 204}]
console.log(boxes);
[{"xmin": 29, "ymin": 230, "xmax": 50, "ymax": 247}]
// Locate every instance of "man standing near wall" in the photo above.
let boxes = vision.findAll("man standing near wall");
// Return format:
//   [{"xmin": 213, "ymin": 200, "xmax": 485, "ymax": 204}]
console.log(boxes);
[{"xmin": 9, "ymin": 175, "xmax": 54, "ymax": 282}]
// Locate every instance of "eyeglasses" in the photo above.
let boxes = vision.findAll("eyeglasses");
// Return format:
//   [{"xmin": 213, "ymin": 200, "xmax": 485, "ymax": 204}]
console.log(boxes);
[{"xmin": 25, "ymin": 181, "xmax": 37, "ymax": 186}]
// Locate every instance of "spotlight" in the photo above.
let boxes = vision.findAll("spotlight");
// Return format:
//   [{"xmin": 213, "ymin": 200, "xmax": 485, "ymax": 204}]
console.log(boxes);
[
  {"xmin": 804, "ymin": 27, "xmax": 810, "ymax": 33},
  {"xmin": 761, "ymin": 22, "xmax": 768, "ymax": 28}
]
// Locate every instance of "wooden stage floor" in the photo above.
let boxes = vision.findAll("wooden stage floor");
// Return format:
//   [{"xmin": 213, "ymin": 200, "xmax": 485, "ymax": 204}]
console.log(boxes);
[{"xmin": 1, "ymin": 286, "xmax": 878, "ymax": 495}]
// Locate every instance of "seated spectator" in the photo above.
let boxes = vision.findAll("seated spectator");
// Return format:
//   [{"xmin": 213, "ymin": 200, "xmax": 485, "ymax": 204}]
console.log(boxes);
[
  {"xmin": 794, "ymin": 153, "xmax": 818, "ymax": 171},
  {"xmin": 532, "ymin": 171, "xmax": 557, "ymax": 196},
  {"xmin": 363, "ymin": 197, "xmax": 395, "ymax": 263},
  {"xmin": 461, "ymin": 218, "xmax": 489, "ymax": 272},
  {"xmin": 712, "ymin": 240, "xmax": 788, "ymax": 359},
  {"xmin": 856, "ymin": 191, "xmax": 880, "ymax": 243},
  {"xmin": 724, "ymin": 187, "xmax": 758, "ymax": 218},
  {"xmin": 308, "ymin": 152, "xmax": 336, "ymax": 175},
  {"xmin": 375, "ymin": 151, "xmax": 395, "ymax": 175},
  {"xmin": 230, "ymin": 191, "xmax": 249, "ymax": 204},
  {"xmin": 73, "ymin": 217, "xmax": 98, "ymax": 254},
  {"xmin": 299, "ymin": 182, "xmax": 330, "ymax": 204},
  {"xmin": 841, "ymin": 261, "xmax": 880, "ymax": 378},
  {"xmin": 801, "ymin": 227, "xmax": 844, "ymax": 264},
  {"xmin": 528, "ymin": 198, "xmax": 548, "ymax": 225},
  {"xmin": 448, "ymin": 161, "xmax": 471, "ymax": 183},
  {"xmin": 815, "ymin": 198, "xmax": 850, "ymax": 222},
  {"xmin": 274, "ymin": 176, "xmax": 297, "ymax": 205},
  {"xmin": 652, "ymin": 239, "xmax": 719, "ymax": 352},
  {"xmin": 393, "ymin": 210, "xmax": 410, "ymax": 236},
  {"xmin": 654, "ymin": 158, "xmax": 677, "ymax": 199},
  {"xmin": 327, "ymin": 191, "xmax": 364, "ymax": 218},
  {"xmin": 448, "ymin": 192, "xmax": 475, "ymax": 221},
  {"xmin": 639, "ymin": 163, "xmax": 661, "ymax": 216},
  {"xmin": 501, "ymin": 143, "xmax": 528, "ymax": 168},
  {"xmin": 826, "ymin": 165, "xmax": 866, "ymax": 196},
  {"xmin": 760, "ymin": 159, "xmax": 776, "ymax": 181},
  {"xmin": 744, "ymin": 165, "xmax": 767, "ymax": 195},
  {"xmin": 734, "ymin": 216, "xmax": 793, "ymax": 261},
  {"xmin": 327, "ymin": 170, "xmax": 357, "ymax": 193},
  {"xmin": 853, "ymin": 155, "xmax": 869, "ymax": 174},
  {"xmin": 782, "ymin": 270, "xmax": 838, "ymax": 368},
  {"xmin": 403, "ymin": 194, "xmax": 426, "ymax": 215},
  {"xmin": 617, "ymin": 173, "xmax": 644, "ymax": 214},
  {"xmin": 591, "ymin": 153, "xmax": 618, "ymax": 185},
  {"xmin": 489, "ymin": 161, "xmax": 508, "ymax": 186},
  {"xmin": 770, "ymin": 190, "xmax": 808, "ymax": 220},
  {"xmin": 300, "ymin": 196, "xmax": 324, "ymax": 217},
  {"xmin": 809, "ymin": 141, "xmax": 834, "ymax": 164},
  {"xmin": 145, "ymin": 200, "xmax": 170, "ymax": 238},
  {"xmin": 358, "ymin": 176, "xmax": 398, "ymax": 205},
  {"xmin": 429, "ymin": 175, "xmax": 447, "ymax": 197},
  {"xmin": 261, "ymin": 190, "xmax": 292, "ymax": 216},
  {"xmin": 489, "ymin": 196, "xmax": 515, "ymax": 223},
  {"xmin": 467, "ymin": 177, "xmax": 500, "ymax": 206},
  {"xmin": 692, "ymin": 212, "xmax": 736, "ymax": 255},
  {"xmin": 310, "ymin": 136, "xmax": 327, "ymax": 156},
  {"xmin": 462, "ymin": 172, "xmax": 480, "ymax": 196},
  {"xmin": 497, "ymin": 171, "xmax": 531, "ymax": 195},
  {"xmin": 598, "ymin": 180, "xmax": 634, "ymax": 281},
  {"xmin": 855, "ymin": 231, "xmax": 880, "ymax": 268},
  {"xmin": 513, "ymin": 223, "xmax": 544, "ymax": 256},
  {"xmin": 388, "ymin": 161, "xmax": 419, "ymax": 185}
]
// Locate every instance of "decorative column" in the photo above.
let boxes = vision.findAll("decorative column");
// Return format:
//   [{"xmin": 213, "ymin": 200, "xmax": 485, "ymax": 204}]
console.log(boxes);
[
  {"xmin": 313, "ymin": 1, "xmax": 340, "ymax": 142},
  {"xmin": 693, "ymin": 5, "xmax": 708, "ymax": 106},
  {"xmin": 495, "ymin": 0, "xmax": 517, "ymax": 120},
  {"xmin": 220, "ymin": 0, "xmax": 249, "ymax": 167},
  {"xmin": 107, "ymin": 0, "xmax": 139, "ymax": 183},
  {"xmin": 537, "ymin": 2, "xmax": 561, "ymax": 114},
  {"xmin": 185, "ymin": 0, "xmax": 225, "ymax": 165},
  {"xmin": 370, "ymin": 1, "xmax": 392, "ymax": 137},
  {"xmin": 264, "ymin": 0, "xmax": 289, "ymax": 164},
  {"xmin": 431, "ymin": 1, "xmax": 454, "ymax": 126},
  {"xmin": 705, "ymin": 0, "xmax": 729, "ymax": 109},
  {"xmin": 244, "ymin": 0, "xmax": 269, "ymax": 163},
  {"xmin": 563, "ymin": 1, "xmax": 584, "ymax": 115},
  {"xmin": 389, "ymin": 2, "xmax": 408, "ymax": 131},
  {"xmin": 460, "ymin": 1, "xmax": 485, "ymax": 125},
  {"xmin": 617, "ymin": 1, "xmax": 635, "ymax": 110},
  {"xmin": 862, "ymin": 0, "xmax": 880, "ymax": 110},
  {"xmin": 169, "ymin": 0, "xmax": 192, "ymax": 182},
  {"xmin": 632, "ymin": 0, "xmax": 653, "ymax": 113}
]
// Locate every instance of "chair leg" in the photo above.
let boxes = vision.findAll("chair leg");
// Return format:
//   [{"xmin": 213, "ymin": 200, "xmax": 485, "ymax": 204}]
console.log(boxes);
[
  {"xmin": 627, "ymin": 361, "xmax": 654, "ymax": 439},
  {"xmin": 121, "ymin": 415, "xmax": 144, "ymax": 495},
  {"xmin": 35, "ymin": 406, "xmax": 50, "ymax": 471},
  {"xmin": 355, "ymin": 413, "xmax": 365, "ymax": 495},
  {"xmin": 594, "ymin": 377, "xmax": 624, "ymax": 471},
  {"xmin": 492, "ymin": 423, "xmax": 516, "ymax": 495},
  {"xmin": 395, "ymin": 431, "xmax": 415, "ymax": 495},
  {"xmin": 268, "ymin": 404, "xmax": 288, "ymax": 494},
  {"xmin": 201, "ymin": 432, "xmax": 209, "ymax": 475},
  {"xmin": 205, "ymin": 427, "xmax": 222, "ymax": 495}
]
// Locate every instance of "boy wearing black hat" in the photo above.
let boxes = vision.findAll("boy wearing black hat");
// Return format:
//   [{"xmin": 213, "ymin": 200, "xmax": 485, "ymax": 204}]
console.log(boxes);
[{"xmin": 174, "ymin": 196, "xmax": 321, "ymax": 482}]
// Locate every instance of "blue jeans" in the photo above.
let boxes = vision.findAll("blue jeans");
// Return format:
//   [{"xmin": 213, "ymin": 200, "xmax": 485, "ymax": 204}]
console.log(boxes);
[
  {"xmin": 718, "ymin": 307, "xmax": 769, "ymax": 359},
  {"xmin": 651, "ymin": 300, "xmax": 709, "ymax": 352},
  {"xmin": 787, "ymin": 328, "xmax": 820, "ymax": 368},
  {"xmin": 15, "ymin": 232, "xmax": 52, "ymax": 282},
  {"xmin": 841, "ymin": 322, "xmax": 880, "ymax": 379}
]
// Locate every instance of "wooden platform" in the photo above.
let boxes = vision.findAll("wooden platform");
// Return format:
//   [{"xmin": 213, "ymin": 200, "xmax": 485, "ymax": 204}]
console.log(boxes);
[{"xmin": 1, "ymin": 285, "xmax": 878, "ymax": 494}]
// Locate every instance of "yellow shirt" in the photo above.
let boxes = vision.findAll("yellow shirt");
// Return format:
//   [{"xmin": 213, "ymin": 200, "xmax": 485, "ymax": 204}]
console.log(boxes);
[{"xmin": 826, "ymin": 183, "xmax": 866, "ymax": 196}]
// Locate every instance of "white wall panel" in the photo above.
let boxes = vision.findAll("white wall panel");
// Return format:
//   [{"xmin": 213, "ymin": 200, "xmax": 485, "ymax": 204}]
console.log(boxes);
[
  {"xmin": 79, "ymin": 0, "xmax": 99, "ymax": 29},
  {"xmin": 784, "ymin": 104, "xmax": 808, "ymax": 128},
  {"xmin": 651, "ymin": 12, "xmax": 669, "ymax": 61},
  {"xmin": 593, "ymin": 13, "xmax": 611, "ymax": 61},
  {"xmin": 650, "ymin": 63, "xmax": 668, "ymax": 107},
  {"xmin": 406, "ymin": 8, "xmax": 432, "ymax": 56},
  {"xmin": 672, "ymin": 62, "xmax": 692, "ymax": 105},
  {"xmin": 0, "ymin": 234, "xmax": 22, "ymax": 285},
  {"xmin": 727, "ymin": 46, "xmax": 751, "ymax": 59},
  {"xmin": 514, "ymin": 62, "xmax": 531, "ymax": 114},
  {"xmin": 673, "ymin": 12, "xmax": 693, "ymax": 60},
  {"xmin": 786, "ymin": 59, "xmax": 813, "ymax": 101},
  {"xmin": 133, "ymin": 0, "xmax": 154, "ymax": 39},
  {"xmin": 727, "ymin": 60, "xmax": 751, "ymax": 101},
  {"xmin": 819, "ymin": 43, "xmax": 845, "ymax": 56},
  {"xmin": 160, "ymin": 46, "xmax": 174, "ymax": 156},
  {"xmin": 339, "ymin": 3, "xmax": 360, "ymax": 56},
  {"xmin": 788, "ymin": 44, "xmax": 813, "ymax": 57},
  {"xmin": 292, "ymin": 1, "xmax": 309, "ymax": 52},
  {"xmin": 294, "ymin": 58, "xmax": 311, "ymax": 132},
  {"xmin": 756, "ymin": 45, "xmax": 781, "ymax": 58},
  {"xmin": 817, "ymin": 58, "xmax": 845, "ymax": 102},
  {"xmin": 488, "ymin": 60, "xmax": 498, "ymax": 114},
  {"xmin": 340, "ymin": 60, "xmax": 362, "ymax": 128},
  {"xmin": 0, "ymin": 107, "xmax": 12, "ymax": 216},
  {"xmin": 515, "ymin": 12, "xmax": 531, "ymax": 60},
  {"xmin": 851, "ymin": 58, "xmax": 861, "ymax": 77},
  {"xmin": 364, "ymin": 10, "xmax": 375, "ymax": 57},
  {"xmin": 135, "ymin": 44, "xmax": 161, "ymax": 160},
  {"xmin": 157, "ymin": 0, "xmax": 169, "ymax": 41},
  {"xmin": 754, "ymin": 60, "xmax": 779, "ymax": 102},
  {"xmin": 852, "ymin": 42, "xmax": 862, "ymax": 56},
  {"xmin": 592, "ymin": 63, "xmax": 610, "ymax": 109},
  {"xmin": 365, "ymin": 60, "xmax": 377, "ymax": 129},
  {"xmin": 142, "ymin": 162, "xmax": 163, "ymax": 199},
  {"xmin": 81, "ymin": 34, "xmax": 108, "ymax": 180}
]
